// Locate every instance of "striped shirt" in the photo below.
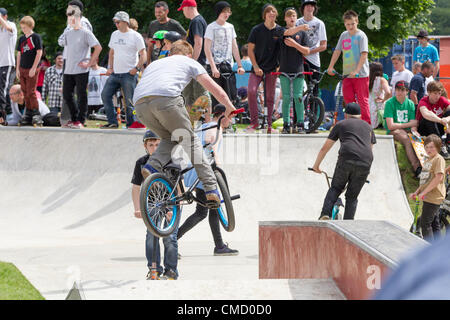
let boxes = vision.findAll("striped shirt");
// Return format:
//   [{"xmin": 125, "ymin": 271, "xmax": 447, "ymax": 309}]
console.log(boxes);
[{"xmin": 42, "ymin": 65, "xmax": 63, "ymax": 110}]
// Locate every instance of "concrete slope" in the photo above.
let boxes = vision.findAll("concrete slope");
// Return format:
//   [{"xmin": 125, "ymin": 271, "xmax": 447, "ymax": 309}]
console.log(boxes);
[{"xmin": 0, "ymin": 127, "xmax": 412, "ymax": 299}]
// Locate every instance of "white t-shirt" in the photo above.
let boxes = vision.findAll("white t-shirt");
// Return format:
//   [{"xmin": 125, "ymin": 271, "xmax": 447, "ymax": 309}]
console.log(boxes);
[
  {"xmin": 88, "ymin": 67, "xmax": 108, "ymax": 105},
  {"xmin": 0, "ymin": 20, "xmax": 17, "ymax": 67},
  {"xmin": 296, "ymin": 16, "xmax": 327, "ymax": 68},
  {"xmin": 391, "ymin": 69, "xmax": 414, "ymax": 90},
  {"xmin": 133, "ymin": 55, "xmax": 207, "ymax": 104},
  {"xmin": 204, "ymin": 21, "xmax": 237, "ymax": 65},
  {"xmin": 108, "ymin": 29, "xmax": 145, "ymax": 74},
  {"xmin": 58, "ymin": 17, "xmax": 93, "ymax": 60}
]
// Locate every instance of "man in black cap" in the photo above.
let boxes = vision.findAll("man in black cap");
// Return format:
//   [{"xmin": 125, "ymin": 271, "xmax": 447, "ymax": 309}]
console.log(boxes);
[
  {"xmin": 204, "ymin": 1, "xmax": 245, "ymax": 106},
  {"xmin": 312, "ymin": 102, "xmax": 377, "ymax": 220},
  {"xmin": 414, "ymin": 29, "xmax": 439, "ymax": 79}
]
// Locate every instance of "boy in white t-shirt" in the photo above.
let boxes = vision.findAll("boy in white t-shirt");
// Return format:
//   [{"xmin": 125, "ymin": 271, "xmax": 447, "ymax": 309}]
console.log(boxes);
[
  {"xmin": 101, "ymin": 11, "xmax": 147, "ymax": 129},
  {"xmin": 390, "ymin": 54, "xmax": 414, "ymax": 90},
  {"xmin": 204, "ymin": 1, "xmax": 245, "ymax": 106},
  {"xmin": 87, "ymin": 57, "xmax": 107, "ymax": 115}
]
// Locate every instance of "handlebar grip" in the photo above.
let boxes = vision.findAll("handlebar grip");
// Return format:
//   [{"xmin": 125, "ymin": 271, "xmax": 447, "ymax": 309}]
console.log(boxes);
[
  {"xmin": 271, "ymin": 72, "xmax": 281, "ymax": 76},
  {"xmin": 230, "ymin": 108, "xmax": 245, "ymax": 115},
  {"xmin": 308, "ymin": 168, "xmax": 314, "ymax": 171},
  {"xmin": 303, "ymin": 72, "xmax": 313, "ymax": 75}
]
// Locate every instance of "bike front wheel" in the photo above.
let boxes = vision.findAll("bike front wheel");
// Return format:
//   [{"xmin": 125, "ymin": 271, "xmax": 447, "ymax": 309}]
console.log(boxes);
[
  {"xmin": 215, "ymin": 169, "xmax": 235, "ymax": 232},
  {"xmin": 303, "ymin": 96, "xmax": 325, "ymax": 133},
  {"xmin": 140, "ymin": 173, "xmax": 181, "ymax": 238}
]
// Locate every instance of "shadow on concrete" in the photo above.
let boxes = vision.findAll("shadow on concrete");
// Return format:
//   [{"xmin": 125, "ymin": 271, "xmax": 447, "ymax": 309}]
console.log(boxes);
[{"xmin": 64, "ymin": 188, "xmax": 131, "ymax": 229}]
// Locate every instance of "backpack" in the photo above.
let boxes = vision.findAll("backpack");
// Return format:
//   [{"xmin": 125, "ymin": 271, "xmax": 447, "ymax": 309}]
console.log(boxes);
[{"xmin": 42, "ymin": 112, "xmax": 61, "ymax": 127}]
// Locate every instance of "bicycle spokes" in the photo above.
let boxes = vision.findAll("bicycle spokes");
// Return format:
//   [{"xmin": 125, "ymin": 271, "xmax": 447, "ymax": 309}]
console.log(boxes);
[{"xmin": 146, "ymin": 179, "xmax": 177, "ymax": 230}]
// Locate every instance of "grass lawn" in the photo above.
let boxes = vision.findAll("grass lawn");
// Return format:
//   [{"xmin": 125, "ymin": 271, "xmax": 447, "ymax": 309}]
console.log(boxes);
[{"xmin": 0, "ymin": 262, "xmax": 45, "ymax": 300}]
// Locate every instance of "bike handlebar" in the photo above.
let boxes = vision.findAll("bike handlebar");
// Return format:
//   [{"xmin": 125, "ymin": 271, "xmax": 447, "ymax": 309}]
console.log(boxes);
[
  {"xmin": 196, "ymin": 108, "xmax": 245, "ymax": 148},
  {"xmin": 271, "ymin": 71, "xmax": 313, "ymax": 76},
  {"xmin": 308, "ymin": 167, "xmax": 370, "ymax": 184}
]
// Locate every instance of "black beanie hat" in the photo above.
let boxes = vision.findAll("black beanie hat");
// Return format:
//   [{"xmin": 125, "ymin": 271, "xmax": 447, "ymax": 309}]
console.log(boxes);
[
  {"xmin": 68, "ymin": 0, "xmax": 84, "ymax": 12},
  {"xmin": 215, "ymin": 1, "xmax": 231, "ymax": 18}
]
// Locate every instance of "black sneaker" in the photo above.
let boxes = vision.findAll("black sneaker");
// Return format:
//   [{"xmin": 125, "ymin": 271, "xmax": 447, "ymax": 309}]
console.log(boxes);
[
  {"xmin": 281, "ymin": 124, "xmax": 290, "ymax": 134},
  {"xmin": 214, "ymin": 243, "xmax": 239, "ymax": 256},
  {"xmin": 160, "ymin": 269, "xmax": 178, "ymax": 280},
  {"xmin": 19, "ymin": 109, "xmax": 33, "ymax": 126},
  {"xmin": 296, "ymin": 123, "xmax": 306, "ymax": 134},
  {"xmin": 100, "ymin": 123, "xmax": 118, "ymax": 129}
]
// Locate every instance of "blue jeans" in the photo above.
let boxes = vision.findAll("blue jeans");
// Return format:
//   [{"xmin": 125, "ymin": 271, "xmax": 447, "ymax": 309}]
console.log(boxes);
[
  {"xmin": 101, "ymin": 72, "xmax": 137, "ymax": 127},
  {"xmin": 145, "ymin": 229, "xmax": 179, "ymax": 276}
]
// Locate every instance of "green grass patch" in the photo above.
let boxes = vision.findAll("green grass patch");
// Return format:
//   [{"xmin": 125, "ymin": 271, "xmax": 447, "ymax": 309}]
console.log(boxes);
[{"xmin": 0, "ymin": 262, "xmax": 45, "ymax": 300}]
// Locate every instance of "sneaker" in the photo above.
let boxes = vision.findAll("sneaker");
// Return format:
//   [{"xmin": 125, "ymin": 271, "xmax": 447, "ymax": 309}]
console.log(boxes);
[
  {"xmin": 267, "ymin": 127, "xmax": 279, "ymax": 134},
  {"xmin": 128, "ymin": 121, "xmax": 146, "ymax": 129},
  {"xmin": 319, "ymin": 215, "xmax": 331, "ymax": 220},
  {"xmin": 61, "ymin": 121, "xmax": 73, "ymax": 128},
  {"xmin": 100, "ymin": 123, "xmax": 118, "ymax": 129},
  {"xmin": 281, "ymin": 125, "xmax": 290, "ymax": 134},
  {"xmin": 214, "ymin": 243, "xmax": 239, "ymax": 256},
  {"xmin": 440, "ymin": 145, "xmax": 450, "ymax": 160},
  {"xmin": 70, "ymin": 121, "xmax": 84, "ymax": 129},
  {"xmin": 19, "ymin": 109, "xmax": 33, "ymax": 126},
  {"xmin": 296, "ymin": 123, "xmax": 306, "ymax": 134},
  {"xmin": 205, "ymin": 189, "xmax": 221, "ymax": 209},
  {"xmin": 160, "ymin": 269, "xmax": 178, "ymax": 280},
  {"xmin": 146, "ymin": 270, "xmax": 162, "ymax": 280},
  {"xmin": 244, "ymin": 124, "xmax": 258, "ymax": 133}
]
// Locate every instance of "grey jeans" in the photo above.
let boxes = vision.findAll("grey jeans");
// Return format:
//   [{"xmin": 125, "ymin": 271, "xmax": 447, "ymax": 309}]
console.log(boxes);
[{"xmin": 135, "ymin": 95, "xmax": 217, "ymax": 192}]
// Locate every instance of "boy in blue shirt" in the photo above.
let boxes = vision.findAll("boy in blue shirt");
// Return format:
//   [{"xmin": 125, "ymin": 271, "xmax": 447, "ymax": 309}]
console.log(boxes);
[{"xmin": 414, "ymin": 30, "xmax": 439, "ymax": 79}]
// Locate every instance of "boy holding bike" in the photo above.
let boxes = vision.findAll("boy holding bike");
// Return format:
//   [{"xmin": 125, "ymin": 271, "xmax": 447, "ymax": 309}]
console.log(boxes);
[
  {"xmin": 312, "ymin": 103, "xmax": 376, "ymax": 220},
  {"xmin": 131, "ymin": 130, "xmax": 180, "ymax": 280},
  {"xmin": 327, "ymin": 10, "xmax": 370, "ymax": 125},
  {"xmin": 178, "ymin": 104, "xmax": 239, "ymax": 256},
  {"xmin": 278, "ymin": 7, "xmax": 310, "ymax": 134}
]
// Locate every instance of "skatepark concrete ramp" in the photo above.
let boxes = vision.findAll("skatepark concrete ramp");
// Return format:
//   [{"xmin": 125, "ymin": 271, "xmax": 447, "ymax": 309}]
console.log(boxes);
[
  {"xmin": 0, "ymin": 127, "xmax": 416, "ymax": 299},
  {"xmin": 259, "ymin": 221, "xmax": 427, "ymax": 300}
]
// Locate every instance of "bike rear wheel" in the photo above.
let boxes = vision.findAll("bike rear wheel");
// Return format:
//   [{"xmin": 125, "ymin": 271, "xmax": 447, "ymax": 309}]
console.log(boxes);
[
  {"xmin": 303, "ymin": 96, "xmax": 325, "ymax": 133},
  {"xmin": 215, "ymin": 169, "xmax": 235, "ymax": 232},
  {"xmin": 140, "ymin": 173, "xmax": 181, "ymax": 238}
]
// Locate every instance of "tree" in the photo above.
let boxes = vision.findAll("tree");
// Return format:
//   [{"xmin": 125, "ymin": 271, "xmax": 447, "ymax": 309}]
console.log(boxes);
[
  {"xmin": 431, "ymin": 0, "xmax": 450, "ymax": 35},
  {"xmin": 3, "ymin": 0, "xmax": 435, "ymax": 86}
]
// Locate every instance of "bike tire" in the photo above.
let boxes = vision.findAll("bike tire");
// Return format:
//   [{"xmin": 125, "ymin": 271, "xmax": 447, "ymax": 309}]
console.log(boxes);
[
  {"xmin": 140, "ymin": 173, "xmax": 181, "ymax": 238},
  {"xmin": 304, "ymin": 96, "xmax": 325, "ymax": 133},
  {"xmin": 214, "ymin": 169, "xmax": 235, "ymax": 232}
]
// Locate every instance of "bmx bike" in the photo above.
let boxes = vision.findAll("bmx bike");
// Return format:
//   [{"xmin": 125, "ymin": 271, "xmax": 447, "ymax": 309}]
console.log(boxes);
[
  {"xmin": 270, "ymin": 71, "xmax": 324, "ymax": 133},
  {"xmin": 140, "ymin": 108, "xmax": 244, "ymax": 239},
  {"xmin": 308, "ymin": 167, "xmax": 370, "ymax": 220}
]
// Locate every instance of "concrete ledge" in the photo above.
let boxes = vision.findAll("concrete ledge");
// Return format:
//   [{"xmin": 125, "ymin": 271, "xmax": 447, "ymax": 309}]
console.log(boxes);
[{"xmin": 259, "ymin": 220, "xmax": 427, "ymax": 300}]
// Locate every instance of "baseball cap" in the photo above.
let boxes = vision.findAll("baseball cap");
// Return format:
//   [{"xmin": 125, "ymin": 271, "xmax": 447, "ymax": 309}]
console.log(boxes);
[
  {"xmin": 395, "ymin": 80, "xmax": 409, "ymax": 90},
  {"xmin": 213, "ymin": 104, "xmax": 226, "ymax": 116},
  {"xmin": 143, "ymin": 130, "xmax": 159, "ymax": 142},
  {"xmin": 113, "ymin": 11, "xmax": 130, "ymax": 24},
  {"xmin": 178, "ymin": 0, "xmax": 197, "ymax": 11},
  {"xmin": 0, "ymin": 8, "xmax": 7, "ymax": 16},
  {"xmin": 344, "ymin": 103, "xmax": 361, "ymax": 115},
  {"xmin": 416, "ymin": 29, "xmax": 429, "ymax": 39}
]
